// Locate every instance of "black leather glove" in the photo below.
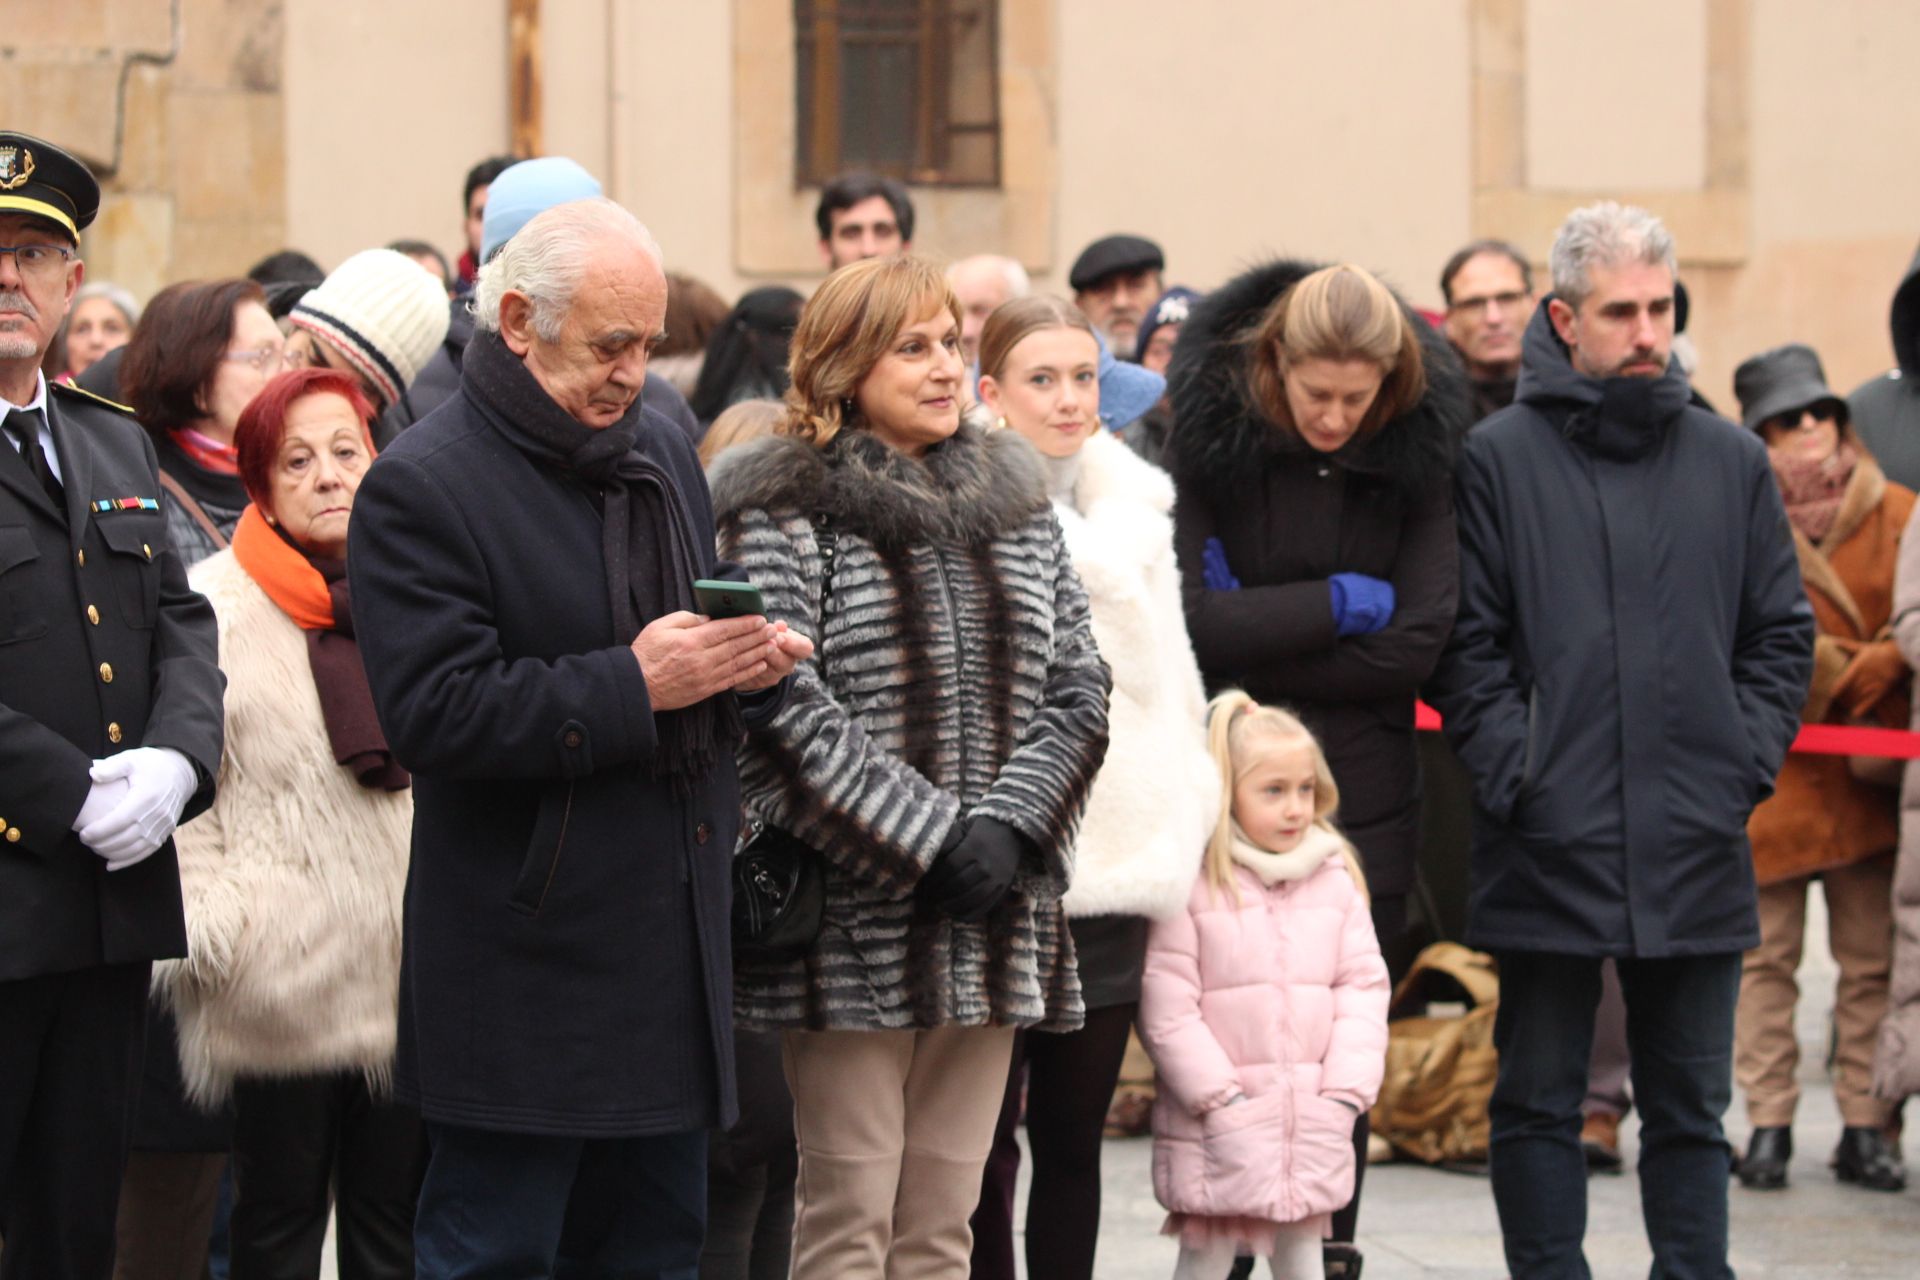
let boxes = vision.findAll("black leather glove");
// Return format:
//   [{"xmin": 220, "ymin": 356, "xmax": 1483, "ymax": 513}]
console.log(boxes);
[{"xmin": 916, "ymin": 816, "xmax": 1027, "ymax": 921}]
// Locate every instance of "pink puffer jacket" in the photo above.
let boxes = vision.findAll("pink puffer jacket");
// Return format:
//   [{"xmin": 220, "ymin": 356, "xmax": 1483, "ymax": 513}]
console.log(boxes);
[{"xmin": 1139, "ymin": 858, "xmax": 1389, "ymax": 1224}]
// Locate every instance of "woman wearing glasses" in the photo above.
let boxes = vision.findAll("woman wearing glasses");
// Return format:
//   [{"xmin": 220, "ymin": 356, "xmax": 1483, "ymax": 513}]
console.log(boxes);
[
  {"xmin": 281, "ymin": 247, "xmax": 451, "ymax": 430},
  {"xmin": 120, "ymin": 279, "xmax": 289, "ymax": 566}
]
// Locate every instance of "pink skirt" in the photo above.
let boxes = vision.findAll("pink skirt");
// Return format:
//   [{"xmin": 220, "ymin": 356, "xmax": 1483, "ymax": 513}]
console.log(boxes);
[{"xmin": 1161, "ymin": 1212, "xmax": 1331, "ymax": 1257}]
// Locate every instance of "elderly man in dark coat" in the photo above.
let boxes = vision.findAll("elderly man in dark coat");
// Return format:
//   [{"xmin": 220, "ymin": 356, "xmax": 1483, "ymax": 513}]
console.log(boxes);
[
  {"xmin": 0, "ymin": 132, "xmax": 224, "ymax": 1280},
  {"xmin": 1429, "ymin": 202, "xmax": 1812, "ymax": 1280},
  {"xmin": 349, "ymin": 197, "xmax": 808, "ymax": 1278}
]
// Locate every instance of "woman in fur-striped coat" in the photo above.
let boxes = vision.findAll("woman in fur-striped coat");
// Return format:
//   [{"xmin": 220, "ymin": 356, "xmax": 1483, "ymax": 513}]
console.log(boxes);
[{"xmin": 709, "ymin": 256, "xmax": 1111, "ymax": 1280}]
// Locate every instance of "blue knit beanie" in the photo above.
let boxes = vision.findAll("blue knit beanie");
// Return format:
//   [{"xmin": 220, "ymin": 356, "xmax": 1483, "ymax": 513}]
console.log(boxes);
[{"xmin": 480, "ymin": 157, "xmax": 603, "ymax": 262}]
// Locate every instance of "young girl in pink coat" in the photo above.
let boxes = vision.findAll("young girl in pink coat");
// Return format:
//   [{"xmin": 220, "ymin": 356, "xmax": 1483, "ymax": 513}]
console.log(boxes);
[{"xmin": 1140, "ymin": 692, "xmax": 1391, "ymax": 1279}]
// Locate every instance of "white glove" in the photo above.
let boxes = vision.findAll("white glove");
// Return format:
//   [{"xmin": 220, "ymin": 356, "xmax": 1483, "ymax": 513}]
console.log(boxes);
[
  {"xmin": 76, "ymin": 748, "xmax": 198, "ymax": 872},
  {"xmin": 73, "ymin": 774, "xmax": 130, "ymax": 836}
]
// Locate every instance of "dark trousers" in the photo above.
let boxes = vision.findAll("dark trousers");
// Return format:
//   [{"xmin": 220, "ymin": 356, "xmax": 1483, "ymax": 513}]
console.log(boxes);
[
  {"xmin": 229, "ymin": 1073, "xmax": 425, "ymax": 1280},
  {"xmin": 969, "ymin": 1002, "xmax": 1136, "ymax": 1280},
  {"xmin": 0, "ymin": 962, "xmax": 151, "ymax": 1280},
  {"xmin": 113, "ymin": 1151, "xmax": 225, "ymax": 1280},
  {"xmin": 1489, "ymin": 951, "xmax": 1741, "ymax": 1280},
  {"xmin": 415, "ymin": 1123, "xmax": 707, "ymax": 1280},
  {"xmin": 701, "ymin": 1030, "xmax": 796, "ymax": 1280}
]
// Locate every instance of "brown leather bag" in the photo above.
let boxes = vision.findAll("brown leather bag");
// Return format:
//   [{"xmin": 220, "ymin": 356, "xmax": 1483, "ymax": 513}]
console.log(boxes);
[{"xmin": 1370, "ymin": 942, "xmax": 1499, "ymax": 1165}]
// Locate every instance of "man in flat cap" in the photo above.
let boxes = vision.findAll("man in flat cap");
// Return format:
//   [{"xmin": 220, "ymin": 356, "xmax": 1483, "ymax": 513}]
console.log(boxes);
[
  {"xmin": 0, "ymin": 132, "xmax": 224, "ymax": 1279},
  {"xmin": 1070, "ymin": 233, "xmax": 1164, "ymax": 360}
]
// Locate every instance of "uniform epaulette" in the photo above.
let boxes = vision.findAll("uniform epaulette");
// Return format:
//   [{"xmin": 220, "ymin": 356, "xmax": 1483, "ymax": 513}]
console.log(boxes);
[{"xmin": 48, "ymin": 380, "xmax": 137, "ymax": 417}]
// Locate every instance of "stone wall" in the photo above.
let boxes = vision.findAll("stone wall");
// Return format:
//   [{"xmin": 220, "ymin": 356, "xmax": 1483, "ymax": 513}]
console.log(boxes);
[{"xmin": 3, "ymin": 0, "xmax": 287, "ymax": 303}]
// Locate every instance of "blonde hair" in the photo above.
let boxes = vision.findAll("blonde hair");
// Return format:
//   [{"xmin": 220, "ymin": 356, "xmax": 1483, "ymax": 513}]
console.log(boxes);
[
  {"xmin": 976, "ymin": 294, "xmax": 1096, "ymax": 383},
  {"xmin": 1246, "ymin": 263, "xmax": 1426, "ymax": 443},
  {"xmin": 1204, "ymin": 689, "xmax": 1369, "ymax": 904},
  {"xmin": 698, "ymin": 397, "xmax": 786, "ymax": 468},
  {"xmin": 784, "ymin": 256, "xmax": 963, "ymax": 448}
]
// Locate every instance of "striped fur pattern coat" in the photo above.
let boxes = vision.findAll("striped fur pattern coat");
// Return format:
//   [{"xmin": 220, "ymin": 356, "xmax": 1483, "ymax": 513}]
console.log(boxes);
[
  {"xmin": 710, "ymin": 422, "xmax": 1112, "ymax": 1032},
  {"xmin": 157, "ymin": 550, "xmax": 413, "ymax": 1105}
]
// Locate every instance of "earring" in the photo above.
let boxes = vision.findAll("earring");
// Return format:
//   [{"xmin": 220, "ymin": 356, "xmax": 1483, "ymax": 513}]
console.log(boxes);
[{"xmin": 995, "ymin": 416, "xmax": 1008, "ymax": 430}]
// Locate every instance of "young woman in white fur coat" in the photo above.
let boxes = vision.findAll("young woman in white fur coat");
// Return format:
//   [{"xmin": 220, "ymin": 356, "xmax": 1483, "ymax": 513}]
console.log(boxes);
[
  {"xmin": 156, "ymin": 369, "xmax": 422, "ymax": 1278},
  {"xmin": 967, "ymin": 296, "xmax": 1219, "ymax": 1280}
]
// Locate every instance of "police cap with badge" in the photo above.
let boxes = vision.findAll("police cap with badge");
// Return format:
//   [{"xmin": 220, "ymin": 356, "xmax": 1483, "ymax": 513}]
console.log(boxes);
[{"xmin": 0, "ymin": 132, "xmax": 100, "ymax": 241}]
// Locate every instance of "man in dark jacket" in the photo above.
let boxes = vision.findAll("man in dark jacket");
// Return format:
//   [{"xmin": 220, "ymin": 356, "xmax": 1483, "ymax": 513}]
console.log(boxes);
[
  {"xmin": 1439, "ymin": 238, "xmax": 1538, "ymax": 422},
  {"xmin": 1848, "ymin": 241, "xmax": 1920, "ymax": 490},
  {"xmin": 1429, "ymin": 202, "xmax": 1812, "ymax": 1279},
  {"xmin": 350, "ymin": 197, "xmax": 807, "ymax": 1277},
  {"xmin": 0, "ymin": 133, "xmax": 225, "ymax": 1279}
]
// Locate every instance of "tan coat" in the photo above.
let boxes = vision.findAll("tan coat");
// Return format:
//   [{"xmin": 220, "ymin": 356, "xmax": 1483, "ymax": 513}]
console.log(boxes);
[
  {"xmin": 1748, "ymin": 452, "xmax": 1913, "ymax": 887},
  {"xmin": 156, "ymin": 550, "xmax": 413, "ymax": 1105}
]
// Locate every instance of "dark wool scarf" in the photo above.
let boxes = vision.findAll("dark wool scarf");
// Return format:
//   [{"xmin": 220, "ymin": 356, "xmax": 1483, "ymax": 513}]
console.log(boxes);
[
  {"xmin": 308, "ymin": 557, "xmax": 412, "ymax": 791},
  {"xmin": 1771, "ymin": 439, "xmax": 1858, "ymax": 545},
  {"xmin": 463, "ymin": 329, "xmax": 744, "ymax": 787}
]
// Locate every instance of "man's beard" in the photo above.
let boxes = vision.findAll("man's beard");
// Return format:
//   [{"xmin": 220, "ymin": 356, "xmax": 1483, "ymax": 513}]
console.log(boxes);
[
  {"xmin": 1102, "ymin": 322, "xmax": 1138, "ymax": 361},
  {"xmin": 0, "ymin": 289, "xmax": 42, "ymax": 360}
]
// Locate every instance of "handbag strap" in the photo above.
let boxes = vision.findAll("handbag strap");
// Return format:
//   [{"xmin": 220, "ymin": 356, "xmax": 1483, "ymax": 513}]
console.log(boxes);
[
  {"xmin": 812, "ymin": 513, "xmax": 839, "ymax": 680},
  {"xmin": 158, "ymin": 470, "xmax": 231, "ymax": 551}
]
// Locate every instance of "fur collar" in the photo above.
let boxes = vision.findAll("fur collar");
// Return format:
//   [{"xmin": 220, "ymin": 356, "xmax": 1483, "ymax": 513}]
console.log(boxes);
[
  {"xmin": 1792, "ymin": 448, "xmax": 1889, "ymax": 637},
  {"xmin": 708, "ymin": 420, "xmax": 1048, "ymax": 548},
  {"xmin": 1164, "ymin": 258, "xmax": 1471, "ymax": 502},
  {"xmin": 1054, "ymin": 430, "xmax": 1176, "ymax": 571}
]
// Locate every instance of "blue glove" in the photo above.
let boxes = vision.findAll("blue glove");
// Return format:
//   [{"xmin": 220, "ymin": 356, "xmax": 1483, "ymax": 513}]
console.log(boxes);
[
  {"xmin": 1202, "ymin": 538, "xmax": 1241, "ymax": 591},
  {"xmin": 1328, "ymin": 573, "xmax": 1395, "ymax": 637}
]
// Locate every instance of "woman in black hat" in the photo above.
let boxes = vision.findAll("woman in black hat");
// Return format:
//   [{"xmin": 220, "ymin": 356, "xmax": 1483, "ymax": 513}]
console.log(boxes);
[{"xmin": 1731, "ymin": 343, "xmax": 1911, "ymax": 1195}]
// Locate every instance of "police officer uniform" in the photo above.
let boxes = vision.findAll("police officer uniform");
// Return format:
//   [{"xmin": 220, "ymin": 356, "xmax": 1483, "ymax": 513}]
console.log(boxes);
[{"xmin": 0, "ymin": 133, "xmax": 223, "ymax": 1280}]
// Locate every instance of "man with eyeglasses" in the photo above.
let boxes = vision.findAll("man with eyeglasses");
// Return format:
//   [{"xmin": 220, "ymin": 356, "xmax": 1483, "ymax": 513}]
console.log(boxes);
[
  {"xmin": 1440, "ymin": 239, "xmax": 1539, "ymax": 421},
  {"xmin": 0, "ymin": 131, "xmax": 225, "ymax": 1279}
]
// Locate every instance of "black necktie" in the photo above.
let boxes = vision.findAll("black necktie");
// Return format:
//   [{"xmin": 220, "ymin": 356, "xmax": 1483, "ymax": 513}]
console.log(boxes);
[{"xmin": 4, "ymin": 408, "xmax": 64, "ymax": 514}]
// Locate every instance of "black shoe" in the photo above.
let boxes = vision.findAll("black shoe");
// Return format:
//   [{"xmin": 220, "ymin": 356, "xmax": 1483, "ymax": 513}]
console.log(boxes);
[
  {"xmin": 1324, "ymin": 1242, "xmax": 1364, "ymax": 1278},
  {"xmin": 1832, "ymin": 1126, "xmax": 1907, "ymax": 1191},
  {"xmin": 1736, "ymin": 1126, "xmax": 1791, "ymax": 1190}
]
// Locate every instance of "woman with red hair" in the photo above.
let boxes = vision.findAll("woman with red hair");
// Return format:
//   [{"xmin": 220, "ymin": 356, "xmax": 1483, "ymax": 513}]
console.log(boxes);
[{"xmin": 157, "ymin": 367, "xmax": 424, "ymax": 1279}]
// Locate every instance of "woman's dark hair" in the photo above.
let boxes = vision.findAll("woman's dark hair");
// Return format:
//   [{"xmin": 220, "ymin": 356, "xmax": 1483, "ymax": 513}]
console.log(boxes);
[
  {"xmin": 689, "ymin": 286, "xmax": 806, "ymax": 425},
  {"xmin": 661, "ymin": 274, "xmax": 731, "ymax": 359},
  {"xmin": 120, "ymin": 279, "xmax": 266, "ymax": 439},
  {"xmin": 246, "ymin": 249, "xmax": 324, "ymax": 288}
]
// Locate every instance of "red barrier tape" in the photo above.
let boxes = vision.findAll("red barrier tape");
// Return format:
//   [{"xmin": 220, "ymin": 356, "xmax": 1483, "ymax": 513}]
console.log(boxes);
[{"xmin": 1413, "ymin": 702, "xmax": 1920, "ymax": 760}]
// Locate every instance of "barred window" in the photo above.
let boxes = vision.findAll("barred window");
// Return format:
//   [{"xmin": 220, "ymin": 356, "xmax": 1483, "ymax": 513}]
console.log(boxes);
[{"xmin": 796, "ymin": 0, "xmax": 1000, "ymax": 187}]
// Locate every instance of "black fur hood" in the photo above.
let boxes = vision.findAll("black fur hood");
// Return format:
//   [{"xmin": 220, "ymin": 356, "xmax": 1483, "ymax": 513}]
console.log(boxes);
[
  {"xmin": 707, "ymin": 420, "xmax": 1049, "ymax": 549},
  {"xmin": 1164, "ymin": 258, "xmax": 1471, "ymax": 501}
]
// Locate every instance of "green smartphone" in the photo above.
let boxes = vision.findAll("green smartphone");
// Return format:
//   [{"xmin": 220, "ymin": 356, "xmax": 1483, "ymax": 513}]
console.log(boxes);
[{"xmin": 692, "ymin": 579, "xmax": 766, "ymax": 619}]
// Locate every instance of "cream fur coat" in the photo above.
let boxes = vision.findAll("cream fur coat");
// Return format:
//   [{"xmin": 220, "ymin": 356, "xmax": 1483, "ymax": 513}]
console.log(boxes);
[
  {"xmin": 1057, "ymin": 431, "xmax": 1217, "ymax": 919},
  {"xmin": 157, "ymin": 549, "xmax": 413, "ymax": 1105}
]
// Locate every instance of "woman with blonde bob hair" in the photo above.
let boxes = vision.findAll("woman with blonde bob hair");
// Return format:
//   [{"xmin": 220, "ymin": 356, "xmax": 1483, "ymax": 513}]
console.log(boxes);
[
  {"xmin": 1165, "ymin": 260, "xmax": 1469, "ymax": 1273},
  {"xmin": 706, "ymin": 255, "xmax": 1111, "ymax": 1279}
]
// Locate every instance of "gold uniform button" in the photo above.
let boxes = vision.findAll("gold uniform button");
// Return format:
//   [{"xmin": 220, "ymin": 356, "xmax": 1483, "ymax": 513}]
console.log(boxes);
[
  {"xmin": 143, "ymin": 543, "xmax": 152, "ymax": 560},
  {"xmin": 86, "ymin": 604, "xmax": 100, "ymax": 625},
  {"xmin": 99, "ymin": 662, "xmax": 113, "ymax": 684},
  {"xmin": 5, "ymin": 828, "xmax": 19, "ymax": 844},
  {"xmin": 108, "ymin": 722, "xmax": 123, "ymax": 744},
  {"xmin": 76, "ymin": 549, "xmax": 86, "ymax": 567}
]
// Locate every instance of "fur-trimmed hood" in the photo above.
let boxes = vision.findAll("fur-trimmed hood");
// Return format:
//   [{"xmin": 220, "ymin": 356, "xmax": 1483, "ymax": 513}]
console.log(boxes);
[
  {"xmin": 708, "ymin": 420, "xmax": 1048, "ymax": 548},
  {"xmin": 1164, "ymin": 259, "xmax": 1470, "ymax": 502}
]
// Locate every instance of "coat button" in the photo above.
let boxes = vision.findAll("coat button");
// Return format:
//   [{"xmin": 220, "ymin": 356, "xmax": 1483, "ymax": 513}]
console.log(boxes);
[
  {"xmin": 108, "ymin": 722, "xmax": 123, "ymax": 744},
  {"xmin": 695, "ymin": 823, "xmax": 712, "ymax": 845},
  {"xmin": 76, "ymin": 549, "xmax": 86, "ymax": 567},
  {"xmin": 99, "ymin": 662, "xmax": 114, "ymax": 683},
  {"xmin": 5, "ymin": 828, "xmax": 19, "ymax": 843},
  {"xmin": 564, "ymin": 730, "xmax": 583, "ymax": 749},
  {"xmin": 86, "ymin": 604, "xmax": 100, "ymax": 625},
  {"xmin": 143, "ymin": 543, "xmax": 153, "ymax": 560}
]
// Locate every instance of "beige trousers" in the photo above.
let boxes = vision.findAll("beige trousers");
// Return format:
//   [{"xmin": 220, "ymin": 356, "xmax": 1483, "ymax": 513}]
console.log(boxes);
[
  {"xmin": 1735, "ymin": 853, "xmax": 1896, "ymax": 1128},
  {"xmin": 783, "ymin": 1025, "xmax": 1016, "ymax": 1280}
]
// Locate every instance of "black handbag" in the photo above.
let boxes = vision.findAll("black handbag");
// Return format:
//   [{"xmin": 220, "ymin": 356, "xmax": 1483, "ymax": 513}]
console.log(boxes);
[{"xmin": 730, "ymin": 518, "xmax": 838, "ymax": 963}]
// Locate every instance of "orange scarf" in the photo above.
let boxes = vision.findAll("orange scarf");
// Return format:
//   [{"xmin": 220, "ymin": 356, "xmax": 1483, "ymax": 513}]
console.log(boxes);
[{"xmin": 229, "ymin": 504, "xmax": 334, "ymax": 629}]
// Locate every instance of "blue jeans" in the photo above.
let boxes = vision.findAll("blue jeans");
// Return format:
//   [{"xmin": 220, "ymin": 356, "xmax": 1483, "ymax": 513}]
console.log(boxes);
[
  {"xmin": 414, "ymin": 1123, "xmax": 706, "ymax": 1279},
  {"xmin": 1489, "ymin": 951, "xmax": 1741, "ymax": 1280}
]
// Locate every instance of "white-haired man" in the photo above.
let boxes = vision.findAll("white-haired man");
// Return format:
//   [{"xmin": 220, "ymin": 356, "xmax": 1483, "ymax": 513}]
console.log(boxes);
[
  {"xmin": 947, "ymin": 253, "xmax": 1030, "ymax": 368},
  {"xmin": 349, "ymin": 197, "xmax": 810, "ymax": 1276},
  {"xmin": 1429, "ymin": 201, "xmax": 1812, "ymax": 1278}
]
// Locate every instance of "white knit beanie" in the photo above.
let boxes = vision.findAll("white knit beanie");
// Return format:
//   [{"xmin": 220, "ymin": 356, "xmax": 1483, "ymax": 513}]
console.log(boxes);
[{"xmin": 290, "ymin": 248, "xmax": 451, "ymax": 406}]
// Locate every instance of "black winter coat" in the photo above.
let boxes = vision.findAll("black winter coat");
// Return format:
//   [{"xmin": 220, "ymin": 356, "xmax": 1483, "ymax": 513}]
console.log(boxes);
[
  {"xmin": 1849, "ymin": 242, "xmax": 1920, "ymax": 491},
  {"xmin": 349, "ymin": 376, "xmax": 781, "ymax": 1137},
  {"xmin": 1165, "ymin": 260, "xmax": 1470, "ymax": 900},
  {"xmin": 0, "ymin": 385, "xmax": 223, "ymax": 981},
  {"xmin": 1428, "ymin": 303, "xmax": 1812, "ymax": 957}
]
